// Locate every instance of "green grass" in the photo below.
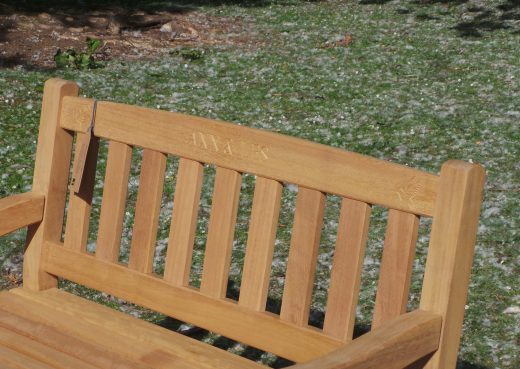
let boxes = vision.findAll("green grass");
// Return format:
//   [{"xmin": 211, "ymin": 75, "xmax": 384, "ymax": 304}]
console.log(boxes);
[{"xmin": 1, "ymin": 1, "xmax": 519, "ymax": 368}]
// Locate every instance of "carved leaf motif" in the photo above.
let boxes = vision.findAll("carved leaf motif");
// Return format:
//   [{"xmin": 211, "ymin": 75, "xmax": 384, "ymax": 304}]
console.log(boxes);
[{"xmin": 396, "ymin": 176, "xmax": 423, "ymax": 208}]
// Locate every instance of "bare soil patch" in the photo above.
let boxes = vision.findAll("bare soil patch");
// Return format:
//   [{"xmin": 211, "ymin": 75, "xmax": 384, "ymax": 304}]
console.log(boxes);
[{"xmin": 0, "ymin": 5, "xmax": 256, "ymax": 69}]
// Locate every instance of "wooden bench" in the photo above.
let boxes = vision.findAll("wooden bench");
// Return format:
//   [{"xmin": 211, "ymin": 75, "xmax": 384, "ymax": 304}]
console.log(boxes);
[{"xmin": 0, "ymin": 78, "xmax": 485, "ymax": 369}]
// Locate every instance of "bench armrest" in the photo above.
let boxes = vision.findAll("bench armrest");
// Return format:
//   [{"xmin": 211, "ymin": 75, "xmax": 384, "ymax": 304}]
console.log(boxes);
[
  {"xmin": 0, "ymin": 192, "xmax": 45, "ymax": 237},
  {"xmin": 290, "ymin": 310, "xmax": 441, "ymax": 369}
]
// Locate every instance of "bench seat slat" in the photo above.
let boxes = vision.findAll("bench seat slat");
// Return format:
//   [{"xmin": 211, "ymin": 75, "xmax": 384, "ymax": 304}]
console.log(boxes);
[
  {"xmin": 2, "ymin": 288, "xmax": 264, "ymax": 369},
  {"xmin": 0, "ymin": 326, "xmax": 101, "ymax": 369},
  {"xmin": 323, "ymin": 198, "xmax": 371, "ymax": 341},
  {"xmin": 60, "ymin": 97, "xmax": 439, "ymax": 216},
  {"xmin": 281, "ymin": 187, "xmax": 325, "ymax": 326},
  {"xmin": 0, "ymin": 345, "xmax": 57, "ymax": 369},
  {"xmin": 200, "ymin": 167, "xmax": 242, "ymax": 298},
  {"xmin": 96, "ymin": 141, "xmax": 133, "ymax": 262},
  {"xmin": 239, "ymin": 177, "xmax": 283, "ymax": 311},
  {"xmin": 42, "ymin": 241, "xmax": 344, "ymax": 362},
  {"xmin": 164, "ymin": 158, "xmax": 204, "ymax": 286},
  {"xmin": 0, "ymin": 302, "xmax": 151, "ymax": 369},
  {"xmin": 10, "ymin": 289, "xmax": 263, "ymax": 369},
  {"xmin": 372, "ymin": 210, "xmax": 420, "ymax": 329},
  {"xmin": 128, "ymin": 149, "xmax": 167, "ymax": 273}
]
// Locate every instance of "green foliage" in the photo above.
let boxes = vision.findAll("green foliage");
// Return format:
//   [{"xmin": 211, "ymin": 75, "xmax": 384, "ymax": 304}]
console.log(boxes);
[
  {"xmin": 86, "ymin": 38, "xmax": 101, "ymax": 54},
  {"xmin": 54, "ymin": 37, "xmax": 103, "ymax": 69},
  {"xmin": 170, "ymin": 47, "xmax": 205, "ymax": 62}
]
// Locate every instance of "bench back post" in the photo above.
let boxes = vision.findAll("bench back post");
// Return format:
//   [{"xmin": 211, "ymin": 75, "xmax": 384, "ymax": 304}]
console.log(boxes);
[
  {"xmin": 24, "ymin": 78, "xmax": 78, "ymax": 291},
  {"xmin": 418, "ymin": 160, "xmax": 485, "ymax": 369}
]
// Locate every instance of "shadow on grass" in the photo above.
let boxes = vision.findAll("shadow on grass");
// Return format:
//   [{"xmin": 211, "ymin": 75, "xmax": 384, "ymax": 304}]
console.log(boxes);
[
  {"xmin": 457, "ymin": 363, "xmax": 490, "ymax": 369},
  {"xmin": 359, "ymin": 0, "xmax": 520, "ymax": 38},
  {"xmin": 155, "ymin": 281, "xmax": 491, "ymax": 369},
  {"xmin": 156, "ymin": 280, "xmax": 367, "ymax": 368},
  {"xmin": 359, "ymin": 0, "xmax": 393, "ymax": 4},
  {"xmin": 454, "ymin": 0, "xmax": 520, "ymax": 37}
]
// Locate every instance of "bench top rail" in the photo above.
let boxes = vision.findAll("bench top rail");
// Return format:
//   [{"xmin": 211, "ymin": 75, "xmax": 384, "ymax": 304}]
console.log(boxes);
[{"xmin": 60, "ymin": 96, "xmax": 439, "ymax": 217}]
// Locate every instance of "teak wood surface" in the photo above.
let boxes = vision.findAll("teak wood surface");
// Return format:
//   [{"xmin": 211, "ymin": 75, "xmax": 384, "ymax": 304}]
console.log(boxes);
[{"xmin": 0, "ymin": 79, "xmax": 486, "ymax": 369}]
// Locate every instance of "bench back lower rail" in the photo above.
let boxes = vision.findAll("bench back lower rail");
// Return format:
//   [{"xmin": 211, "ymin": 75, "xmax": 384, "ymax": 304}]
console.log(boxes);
[{"xmin": 43, "ymin": 241, "xmax": 342, "ymax": 363}]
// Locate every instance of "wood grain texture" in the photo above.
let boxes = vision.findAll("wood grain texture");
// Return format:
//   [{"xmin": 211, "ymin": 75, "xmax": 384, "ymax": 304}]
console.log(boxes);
[
  {"xmin": 60, "ymin": 97, "xmax": 439, "ymax": 216},
  {"xmin": 24, "ymin": 79, "xmax": 78, "ymax": 291},
  {"xmin": 0, "ymin": 193, "xmax": 44, "ymax": 237},
  {"xmin": 0, "ymin": 295, "xmax": 155, "ymax": 369},
  {"xmin": 239, "ymin": 177, "xmax": 282, "ymax": 311},
  {"xmin": 42, "ymin": 241, "xmax": 344, "ymax": 362},
  {"xmin": 60, "ymin": 96, "xmax": 94, "ymax": 133},
  {"xmin": 419, "ymin": 161, "xmax": 485, "ymax": 369},
  {"xmin": 8, "ymin": 288, "xmax": 263, "ymax": 369},
  {"xmin": 163, "ymin": 158, "xmax": 204, "ymax": 286},
  {"xmin": 96, "ymin": 141, "xmax": 133, "ymax": 262},
  {"xmin": 0, "ymin": 326, "xmax": 99, "ymax": 369},
  {"xmin": 128, "ymin": 149, "xmax": 167, "ymax": 274},
  {"xmin": 323, "ymin": 199, "xmax": 371, "ymax": 341},
  {"xmin": 292, "ymin": 310, "xmax": 441, "ymax": 369},
  {"xmin": 281, "ymin": 187, "xmax": 325, "ymax": 326},
  {"xmin": 200, "ymin": 167, "xmax": 242, "ymax": 298},
  {"xmin": 372, "ymin": 210, "xmax": 420, "ymax": 329},
  {"xmin": 0, "ymin": 345, "xmax": 56, "ymax": 369},
  {"xmin": 63, "ymin": 136, "xmax": 99, "ymax": 252}
]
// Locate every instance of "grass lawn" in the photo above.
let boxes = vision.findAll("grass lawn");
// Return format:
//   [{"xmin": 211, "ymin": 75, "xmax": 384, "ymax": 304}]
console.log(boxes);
[{"xmin": 0, "ymin": 0, "xmax": 518, "ymax": 368}]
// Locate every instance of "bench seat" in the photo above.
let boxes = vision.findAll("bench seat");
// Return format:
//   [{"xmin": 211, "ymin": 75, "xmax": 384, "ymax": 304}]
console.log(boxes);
[{"xmin": 0, "ymin": 288, "xmax": 263, "ymax": 369}]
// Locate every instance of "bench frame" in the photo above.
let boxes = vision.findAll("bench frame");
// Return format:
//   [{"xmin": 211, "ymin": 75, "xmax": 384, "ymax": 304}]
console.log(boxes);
[{"xmin": 0, "ymin": 78, "xmax": 485, "ymax": 369}]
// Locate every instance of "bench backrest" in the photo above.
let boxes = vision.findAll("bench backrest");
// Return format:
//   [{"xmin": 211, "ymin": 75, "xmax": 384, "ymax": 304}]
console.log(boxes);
[{"xmin": 24, "ymin": 79, "xmax": 485, "ymax": 369}]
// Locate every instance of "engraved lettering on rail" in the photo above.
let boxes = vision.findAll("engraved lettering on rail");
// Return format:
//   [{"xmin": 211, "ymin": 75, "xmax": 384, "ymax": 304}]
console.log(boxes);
[
  {"xmin": 188, "ymin": 131, "xmax": 269, "ymax": 161},
  {"xmin": 192, "ymin": 132, "xmax": 233, "ymax": 154},
  {"xmin": 223, "ymin": 141, "xmax": 233, "ymax": 155},
  {"xmin": 252, "ymin": 144, "xmax": 269, "ymax": 160},
  {"xmin": 191, "ymin": 132, "xmax": 208, "ymax": 149}
]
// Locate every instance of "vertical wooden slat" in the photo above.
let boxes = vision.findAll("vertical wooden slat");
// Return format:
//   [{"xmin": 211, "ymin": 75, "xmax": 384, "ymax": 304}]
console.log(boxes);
[
  {"xmin": 372, "ymin": 209, "xmax": 420, "ymax": 329},
  {"xmin": 24, "ymin": 79, "xmax": 78, "ymax": 291},
  {"xmin": 419, "ymin": 160, "xmax": 485, "ymax": 369},
  {"xmin": 323, "ymin": 198, "xmax": 371, "ymax": 341},
  {"xmin": 96, "ymin": 141, "xmax": 132, "ymax": 262},
  {"xmin": 280, "ymin": 187, "xmax": 325, "ymax": 326},
  {"xmin": 163, "ymin": 158, "xmax": 204, "ymax": 286},
  {"xmin": 128, "ymin": 149, "xmax": 167, "ymax": 274},
  {"xmin": 239, "ymin": 177, "xmax": 283, "ymax": 311},
  {"xmin": 200, "ymin": 167, "xmax": 242, "ymax": 298},
  {"xmin": 63, "ymin": 136, "xmax": 100, "ymax": 252}
]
